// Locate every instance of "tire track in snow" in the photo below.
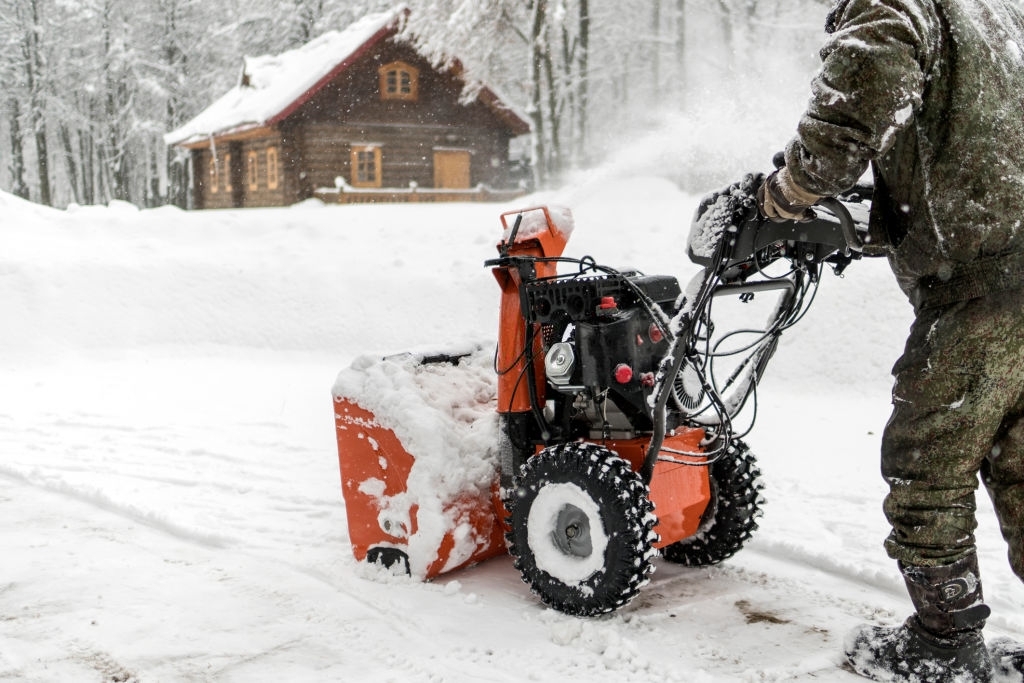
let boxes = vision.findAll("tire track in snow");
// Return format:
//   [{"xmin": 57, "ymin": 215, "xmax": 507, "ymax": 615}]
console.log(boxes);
[
  {"xmin": 69, "ymin": 644, "xmax": 138, "ymax": 683},
  {"xmin": 0, "ymin": 405, "xmax": 460, "ymax": 679},
  {"xmin": 595, "ymin": 559, "xmax": 881, "ymax": 681},
  {"xmin": 745, "ymin": 539, "xmax": 1024, "ymax": 634},
  {"xmin": 0, "ymin": 403, "xmax": 338, "ymax": 559},
  {"xmin": 0, "ymin": 465, "xmax": 234, "ymax": 549},
  {"xmin": 746, "ymin": 540, "xmax": 905, "ymax": 596}
]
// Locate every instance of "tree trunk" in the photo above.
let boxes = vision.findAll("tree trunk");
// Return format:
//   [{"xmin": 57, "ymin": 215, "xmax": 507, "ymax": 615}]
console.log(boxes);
[
  {"xmin": 168, "ymin": 148, "xmax": 189, "ymax": 208},
  {"xmin": 560, "ymin": 24, "xmax": 575, "ymax": 167},
  {"xmin": 58, "ymin": 123, "xmax": 81, "ymax": 205},
  {"xmin": 676, "ymin": 0, "xmax": 687, "ymax": 99},
  {"xmin": 162, "ymin": 0, "xmax": 189, "ymax": 208},
  {"xmin": 543, "ymin": 36, "xmax": 560, "ymax": 181},
  {"xmin": 8, "ymin": 98, "xmax": 30, "ymax": 200},
  {"xmin": 528, "ymin": 0, "xmax": 547, "ymax": 189},
  {"xmin": 103, "ymin": 0, "xmax": 130, "ymax": 203},
  {"xmin": 79, "ymin": 112, "xmax": 96, "ymax": 205},
  {"xmin": 25, "ymin": 0, "xmax": 51, "ymax": 206},
  {"xmin": 716, "ymin": 0, "xmax": 736, "ymax": 73},
  {"xmin": 652, "ymin": 0, "xmax": 661, "ymax": 98},
  {"xmin": 31, "ymin": 113, "xmax": 51, "ymax": 206},
  {"xmin": 147, "ymin": 146, "xmax": 161, "ymax": 207},
  {"xmin": 576, "ymin": 0, "xmax": 589, "ymax": 165}
]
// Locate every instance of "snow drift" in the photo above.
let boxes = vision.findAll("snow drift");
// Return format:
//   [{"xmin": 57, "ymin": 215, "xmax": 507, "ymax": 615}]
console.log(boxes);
[{"xmin": 1, "ymin": 174, "xmax": 1021, "ymax": 682}]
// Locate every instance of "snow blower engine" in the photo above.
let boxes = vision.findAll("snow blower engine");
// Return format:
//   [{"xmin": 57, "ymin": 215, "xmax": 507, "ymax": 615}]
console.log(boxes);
[{"xmin": 332, "ymin": 171, "xmax": 870, "ymax": 617}]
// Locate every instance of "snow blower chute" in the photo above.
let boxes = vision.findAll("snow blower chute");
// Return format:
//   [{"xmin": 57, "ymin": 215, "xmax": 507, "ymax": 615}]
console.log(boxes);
[{"xmin": 333, "ymin": 174, "xmax": 870, "ymax": 616}]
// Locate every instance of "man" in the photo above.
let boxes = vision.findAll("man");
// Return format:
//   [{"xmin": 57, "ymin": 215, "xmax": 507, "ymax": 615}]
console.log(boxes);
[{"xmin": 758, "ymin": 0, "xmax": 1024, "ymax": 680}]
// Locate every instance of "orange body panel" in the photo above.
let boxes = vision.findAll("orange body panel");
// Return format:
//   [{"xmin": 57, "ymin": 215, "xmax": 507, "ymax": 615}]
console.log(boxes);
[
  {"xmin": 492, "ymin": 207, "xmax": 569, "ymax": 414},
  {"xmin": 334, "ymin": 397, "xmax": 507, "ymax": 578},
  {"xmin": 595, "ymin": 429, "xmax": 711, "ymax": 548}
]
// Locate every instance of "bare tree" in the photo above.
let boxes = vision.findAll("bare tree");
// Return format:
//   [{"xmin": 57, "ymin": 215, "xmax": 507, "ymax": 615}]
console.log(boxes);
[
  {"xmin": 6, "ymin": 98, "xmax": 29, "ymax": 198},
  {"xmin": 575, "ymin": 0, "xmax": 589, "ymax": 163},
  {"xmin": 2, "ymin": 0, "xmax": 53, "ymax": 204}
]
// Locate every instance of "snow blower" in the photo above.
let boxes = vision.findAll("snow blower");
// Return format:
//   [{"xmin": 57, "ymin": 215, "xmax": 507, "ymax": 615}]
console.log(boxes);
[{"xmin": 333, "ymin": 173, "xmax": 870, "ymax": 616}]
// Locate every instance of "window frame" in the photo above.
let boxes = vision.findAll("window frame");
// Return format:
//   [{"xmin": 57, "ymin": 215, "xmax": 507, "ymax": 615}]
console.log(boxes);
[
  {"xmin": 378, "ymin": 61, "xmax": 419, "ymax": 101},
  {"xmin": 223, "ymin": 152, "xmax": 232, "ymax": 193},
  {"xmin": 247, "ymin": 150, "xmax": 259, "ymax": 191},
  {"xmin": 351, "ymin": 145, "xmax": 383, "ymax": 188},
  {"xmin": 209, "ymin": 153, "xmax": 219, "ymax": 194},
  {"xmin": 266, "ymin": 146, "xmax": 279, "ymax": 190}
]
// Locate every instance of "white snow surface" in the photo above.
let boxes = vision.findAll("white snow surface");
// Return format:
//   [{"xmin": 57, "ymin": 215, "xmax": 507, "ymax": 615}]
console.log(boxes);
[{"xmin": 2, "ymin": 174, "xmax": 1023, "ymax": 683}]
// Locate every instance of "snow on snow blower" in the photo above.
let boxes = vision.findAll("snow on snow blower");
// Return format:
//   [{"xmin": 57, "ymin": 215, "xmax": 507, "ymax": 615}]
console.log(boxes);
[{"xmin": 333, "ymin": 173, "xmax": 870, "ymax": 616}]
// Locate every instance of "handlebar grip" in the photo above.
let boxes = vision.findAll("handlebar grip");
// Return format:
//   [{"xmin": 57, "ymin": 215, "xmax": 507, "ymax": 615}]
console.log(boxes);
[{"xmin": 815, "ymin": 197, "xmax": 864, "ymax": 254}]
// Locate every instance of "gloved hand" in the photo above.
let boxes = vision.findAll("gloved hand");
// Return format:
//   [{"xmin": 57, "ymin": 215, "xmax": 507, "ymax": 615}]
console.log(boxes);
[{"xmin": 757, "ymin": 166, "xmax": 821, "ymax": 222}]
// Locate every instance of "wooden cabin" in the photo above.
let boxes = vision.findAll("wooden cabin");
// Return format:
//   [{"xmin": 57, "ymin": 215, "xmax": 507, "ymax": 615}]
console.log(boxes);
[{"xmin": 165, "ymin": 9, "xmax": 530, "ymax": 209}]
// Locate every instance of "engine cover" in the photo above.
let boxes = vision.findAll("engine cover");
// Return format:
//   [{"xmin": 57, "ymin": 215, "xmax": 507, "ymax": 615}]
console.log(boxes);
[{"xmin": 524, "ymin": 272, "xmax": 681, "ymax": 431}]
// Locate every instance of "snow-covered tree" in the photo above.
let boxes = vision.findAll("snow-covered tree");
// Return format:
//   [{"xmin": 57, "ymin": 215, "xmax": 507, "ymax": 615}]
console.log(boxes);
[
  {"xmin": 0, "ymin": 0, "xmax": 834, "ymax": 206},
  {"xmin": 0, "ymin": 0, "xmax": 54, "ymax": 204}
]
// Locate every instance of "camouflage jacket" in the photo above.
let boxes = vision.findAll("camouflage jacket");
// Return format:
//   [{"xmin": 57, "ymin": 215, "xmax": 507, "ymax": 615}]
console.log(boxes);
[{"xmin": 785, "ymin": 0, "xmax": 1024, "ymax": 304}]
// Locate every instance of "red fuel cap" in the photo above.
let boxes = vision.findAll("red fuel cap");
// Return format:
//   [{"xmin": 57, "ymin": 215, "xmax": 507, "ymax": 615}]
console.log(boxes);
[{"xmin": 614, "ymin": 363, "xmax": 633, "ymax": 384}]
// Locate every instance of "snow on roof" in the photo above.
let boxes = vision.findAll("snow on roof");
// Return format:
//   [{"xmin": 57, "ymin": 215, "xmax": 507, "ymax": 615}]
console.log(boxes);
[{"xmin": 164, "ymin": 8, "xmax": 403, "ymax": 146}]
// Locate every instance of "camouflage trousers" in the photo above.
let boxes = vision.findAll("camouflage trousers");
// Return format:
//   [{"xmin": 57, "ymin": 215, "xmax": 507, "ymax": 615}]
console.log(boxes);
[{"xmin": 881, "ymin": 292, "xmax": 1024, "ymax": 581}]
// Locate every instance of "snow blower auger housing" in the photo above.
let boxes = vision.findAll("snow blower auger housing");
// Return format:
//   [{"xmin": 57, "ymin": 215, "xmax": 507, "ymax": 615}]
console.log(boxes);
[{"xmin": 332, "ymin": 174, "xmax": 870, "ymax": 617}]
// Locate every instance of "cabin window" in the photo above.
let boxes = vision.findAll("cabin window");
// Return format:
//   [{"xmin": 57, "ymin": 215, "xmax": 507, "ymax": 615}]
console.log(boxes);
[
  {"xmin": 223, "ymin": 153, "xmax": 232, "ymax": 192},
  {"xmin": 247, "ymin": 150, "xmax": 259, "ymax": 191},
  {"xmin": 266, "ymin": 146, "xmax": 279, "ymax": 190},
  {"xmin": 378, "ymin": 61, "xmax": 419, "ymax": 101},
  {"xmin": 209, "ymin": 156, "xmax": 218, "ymax": 194},
  {"xmin": 351, "ymin": 145, "xmax": 382, "ymax": 187}
]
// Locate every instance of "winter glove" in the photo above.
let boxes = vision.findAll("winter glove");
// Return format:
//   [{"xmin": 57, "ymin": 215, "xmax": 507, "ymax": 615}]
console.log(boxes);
[{"xmin": 757, "ymin": 166, "xmax": 821, "ymax": 222}]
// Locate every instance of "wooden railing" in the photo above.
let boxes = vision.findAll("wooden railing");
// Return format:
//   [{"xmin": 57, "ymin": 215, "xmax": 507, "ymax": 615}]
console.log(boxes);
[{"xmin": 314, "ymin": 183, "xmax": 527, "ymax": 205}]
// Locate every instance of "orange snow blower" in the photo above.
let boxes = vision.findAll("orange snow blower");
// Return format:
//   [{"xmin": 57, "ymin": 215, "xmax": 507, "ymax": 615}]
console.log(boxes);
[{"xmin": 333, "ymin": 174, "xmax": 869, "ymax": 616}]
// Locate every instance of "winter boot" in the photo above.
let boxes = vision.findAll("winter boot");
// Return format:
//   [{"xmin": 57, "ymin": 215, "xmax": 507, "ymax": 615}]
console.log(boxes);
[
  {"xmin": 990, "ymin": 637, "xmax": 1024, "ymax": 682},
  {"xmin": 844, "ymin": 554, "xmax": 994, "ymax": 682}
]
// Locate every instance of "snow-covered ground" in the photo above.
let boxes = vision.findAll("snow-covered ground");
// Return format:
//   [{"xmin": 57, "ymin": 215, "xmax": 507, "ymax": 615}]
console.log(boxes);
[{"xmin": 1, "ymin": 171, "xmax": 1022, "ymax": 682}]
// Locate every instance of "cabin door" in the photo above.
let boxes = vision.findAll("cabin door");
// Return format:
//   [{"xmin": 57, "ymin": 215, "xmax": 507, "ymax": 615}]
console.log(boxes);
[{"xmin": 433, "ymin": 150, "xmax": 471, "ymax": 189}]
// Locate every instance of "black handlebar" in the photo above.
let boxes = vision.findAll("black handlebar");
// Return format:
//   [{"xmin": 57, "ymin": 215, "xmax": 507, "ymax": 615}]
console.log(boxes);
[
  {"xmin": 688, "ymin": 194, "xmax": 868, "ymax": 272},
  {"xmin": 815, "ymin": 197, "xmax": 864, "ymax": 254}
]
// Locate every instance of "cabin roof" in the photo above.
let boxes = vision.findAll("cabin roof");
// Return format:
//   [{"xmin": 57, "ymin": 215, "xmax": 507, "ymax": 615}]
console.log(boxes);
[{"xmin": 165, "ymin": 7, "xmax": 529, "ymax": 147}]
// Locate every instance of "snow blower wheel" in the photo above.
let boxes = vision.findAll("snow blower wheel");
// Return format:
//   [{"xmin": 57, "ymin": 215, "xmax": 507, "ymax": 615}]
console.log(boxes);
[
  {"xmin": 506, "ymin": 442, "xmax": 658, "ymax": 617},
  {"xmin": 661, "ymin": 439, "xmax": 763, "ymax": 566}
]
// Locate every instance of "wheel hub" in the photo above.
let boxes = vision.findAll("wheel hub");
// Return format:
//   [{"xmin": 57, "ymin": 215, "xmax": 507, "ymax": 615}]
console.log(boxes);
[
  {"xmin": 525, "ymin": 480, "xmax": 610, "ymax": 585},
  {"xmin": 552, "ymin": 504, "xmax": 593, "ymax": 558}
]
